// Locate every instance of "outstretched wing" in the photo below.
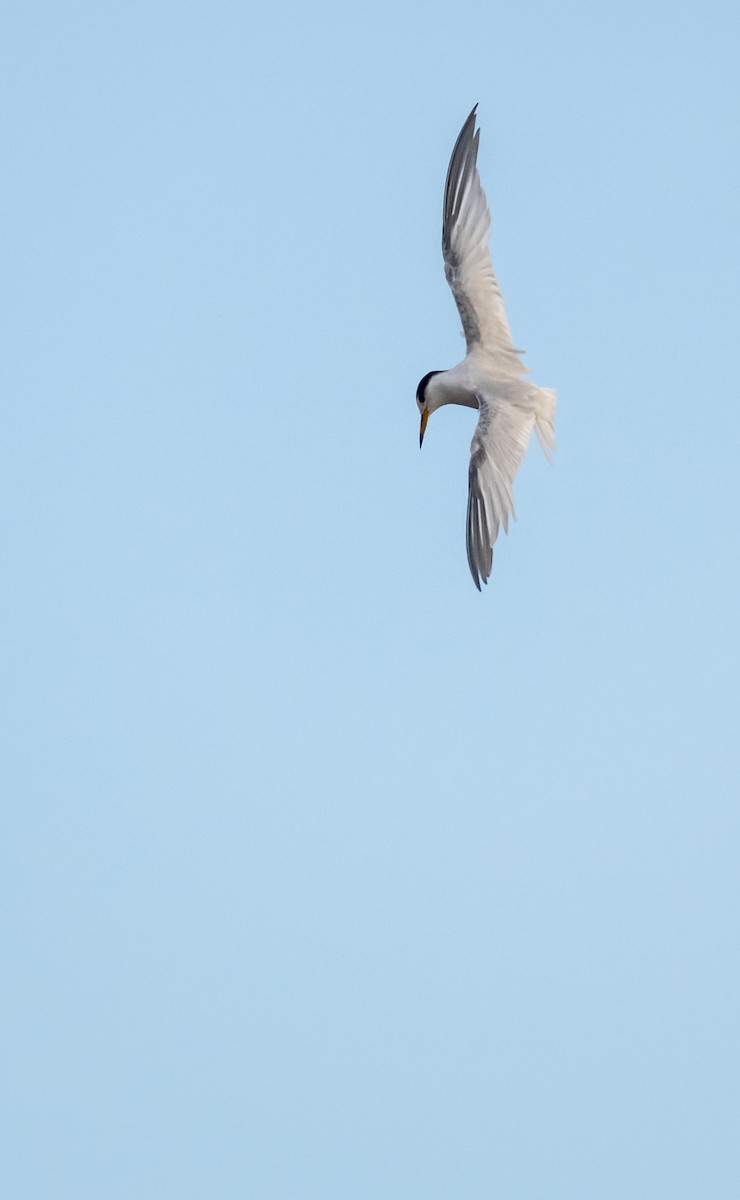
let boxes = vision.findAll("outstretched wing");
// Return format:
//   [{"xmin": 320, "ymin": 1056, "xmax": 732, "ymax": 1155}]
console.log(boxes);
[
  {"xmin": 443, "ymin": 107, "xmax": 525, "ymax": 375},
  {"xmin": 466, "ymin": 390, "xmax": 535, "ymax": 589}
]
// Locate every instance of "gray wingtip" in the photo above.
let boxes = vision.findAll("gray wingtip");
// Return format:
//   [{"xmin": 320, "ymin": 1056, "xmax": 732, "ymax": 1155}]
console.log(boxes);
[
  {"xmin": 466, "ymin": 478, "xmax": 494, "ymax": 590},
  {"xmin": 443, "ymin": 105, "xmax": 482, "ymax": 235}
]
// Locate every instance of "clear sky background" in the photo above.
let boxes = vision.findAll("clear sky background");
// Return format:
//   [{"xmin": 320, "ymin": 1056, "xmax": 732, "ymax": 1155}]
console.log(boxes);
[{"xmin": 2, "ymin": 1, "xmax": 739, "ymax": 1196}]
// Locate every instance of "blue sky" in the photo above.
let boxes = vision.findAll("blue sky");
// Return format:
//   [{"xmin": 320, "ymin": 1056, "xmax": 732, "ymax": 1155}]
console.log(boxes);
[{"xmin": 2, "ymin": 1, "xmax": 739, "ymax": 1196}]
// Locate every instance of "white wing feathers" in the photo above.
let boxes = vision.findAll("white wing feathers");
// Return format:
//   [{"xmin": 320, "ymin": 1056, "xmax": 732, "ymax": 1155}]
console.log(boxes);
[
  {"xmin": 442, "ymin": 106, "xmax": 525, "ymax": 376},
  {"xmin": 466, "ymin": 390, "xmax": 537, "ymax": 590}
]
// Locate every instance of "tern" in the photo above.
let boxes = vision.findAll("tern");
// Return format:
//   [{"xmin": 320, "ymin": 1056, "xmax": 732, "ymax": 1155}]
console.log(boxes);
[{"xmin": 417, "ymin": 106, "xmax": 556, "ymax": 589}]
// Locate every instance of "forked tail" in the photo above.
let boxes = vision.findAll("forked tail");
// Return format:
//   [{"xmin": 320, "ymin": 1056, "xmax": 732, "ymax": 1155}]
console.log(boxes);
[{"xmin": 533, "ymin": 387, "xmax": 557, "ymax": 462}]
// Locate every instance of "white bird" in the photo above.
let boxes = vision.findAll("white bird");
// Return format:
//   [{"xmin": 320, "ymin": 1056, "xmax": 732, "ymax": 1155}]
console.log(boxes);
[{"xmin": 417, "ymin": 106, "xmax": 556, "ymax": 589}]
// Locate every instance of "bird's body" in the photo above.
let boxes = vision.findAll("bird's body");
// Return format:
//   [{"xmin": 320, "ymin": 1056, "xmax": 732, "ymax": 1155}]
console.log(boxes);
[{"xmin": 417, "ymin": 106, "xmax": 556, "ymax": 589}]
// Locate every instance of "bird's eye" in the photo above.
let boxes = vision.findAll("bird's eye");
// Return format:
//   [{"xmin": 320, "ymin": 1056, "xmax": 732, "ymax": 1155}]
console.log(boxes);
[{"xmin": 416, "ymin": 370, "xmax": 440, "ymax": 405}]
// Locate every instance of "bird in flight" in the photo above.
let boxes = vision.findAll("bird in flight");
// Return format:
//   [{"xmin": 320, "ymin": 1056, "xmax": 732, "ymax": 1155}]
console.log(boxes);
[{"xmin": 417, "ymin": 106, "xmax": 556, "ymax": 589}]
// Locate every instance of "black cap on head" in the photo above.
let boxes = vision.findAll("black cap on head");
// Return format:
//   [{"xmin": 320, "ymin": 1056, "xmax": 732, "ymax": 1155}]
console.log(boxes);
[{"xmin": 416, "ymin": 370, "xmax": 441, "ymax": 405}]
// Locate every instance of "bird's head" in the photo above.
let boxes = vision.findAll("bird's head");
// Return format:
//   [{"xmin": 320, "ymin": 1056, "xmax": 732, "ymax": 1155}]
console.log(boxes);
[{"xmin": 416, "ymin": 370, "xmax": 442, "ymax": 447}]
